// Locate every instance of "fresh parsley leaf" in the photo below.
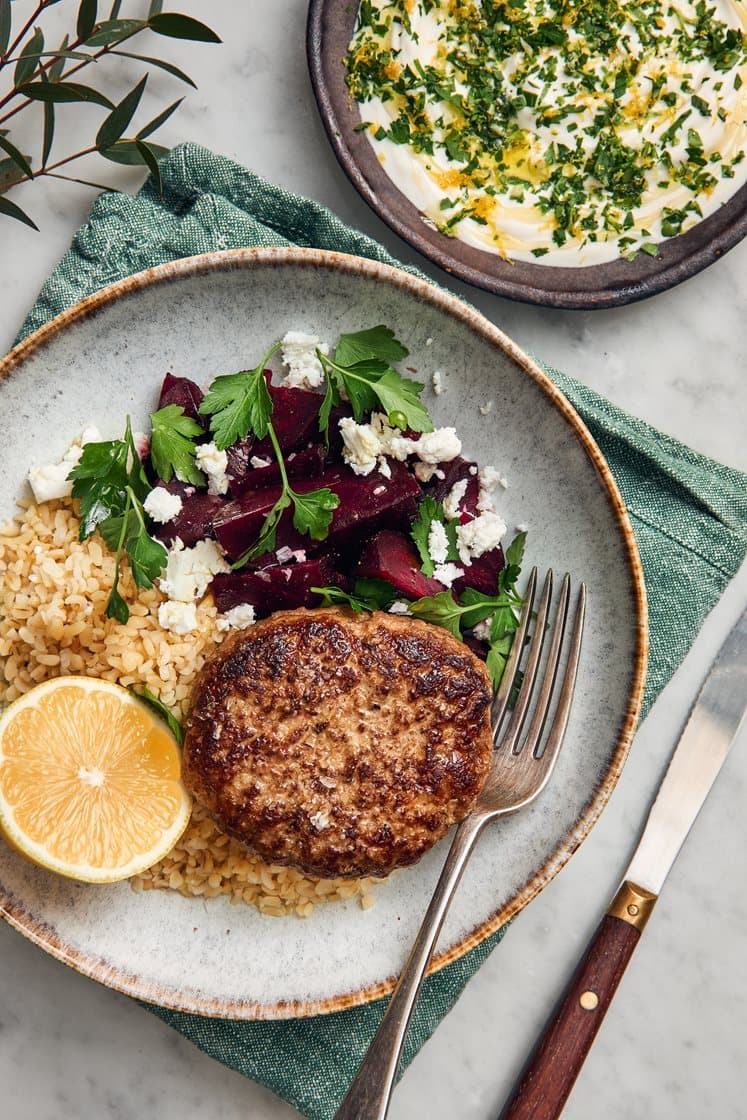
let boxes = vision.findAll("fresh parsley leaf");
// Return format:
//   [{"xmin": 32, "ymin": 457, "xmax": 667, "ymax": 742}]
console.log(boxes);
[
  {"xmin": 334, "ymin": 325, "xmax": 409, "ymax": 367},
  {"xmin": 106, "ymin": 583, "xmax": 130, "ymax": 624},
  {"xmin": 131, "ymin": 686, "xmax": 184, "ymax": 746},
  {"xmin": 126, "ymin": 519, "xmax": 168, "ymax": 589},
  {"xmin": 317, "ymin": 326, "xmax": 432, "ymax": 440},
  {"xmin": 312, "ymin": 577, "xmax": 398, "ymax": 613},
  {"xmin": 233, "ymin": 490, "xmax": 292, "ymax": 566},
  {"xmin": 499, "ymin": 530, "xmax": 526, "ymax": 593},
  {"xmin": 198, "ymin": 342, "xmax": 280, "ymax": 450},
  {"xmin": 291, "ymin": 487, "xmax": 340, "ymax": 541},
  {"xmin": 150, "ymin": 403, "xmax": 205, "ymax": 486},
  {"xmin": 410, "ymin": 496, "xmax": 459, "ymax": 576},
  {"xmin": 68, "ymin": 437, "xmax": 130, "ymax": 539},
  {"xmin": 311, "ymin": 585, "xmax": 371, "ymax": 613},
  {"xmin": 409, "ymin": 589, "xmax": 464, "ymax": 638}
]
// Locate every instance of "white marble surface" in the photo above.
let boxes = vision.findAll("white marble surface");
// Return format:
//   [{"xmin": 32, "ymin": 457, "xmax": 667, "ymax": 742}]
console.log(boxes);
[{"xmin": 1, "ymin": 3, "xmax": 746, "ymax": 1119}]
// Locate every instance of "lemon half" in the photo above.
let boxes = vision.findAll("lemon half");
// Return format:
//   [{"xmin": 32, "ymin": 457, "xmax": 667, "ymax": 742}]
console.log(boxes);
[{"xmin": 0, "ymin": 676, "xmax": 191, "ymax": 883}]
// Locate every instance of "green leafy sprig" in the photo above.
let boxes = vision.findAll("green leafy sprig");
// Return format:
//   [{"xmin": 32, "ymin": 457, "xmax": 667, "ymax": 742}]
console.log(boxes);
[
  {"xmin": 311, "ymin": 577, "xmax": 399, "ymax": 613},
  {"xmin": 410, "ymin": 495, "xmax": 459, "ymax": 576},
  {"xmin": 317, "ymin": 325, "xmax": 434, "ymax": 441},
  {"xmin": 410, "ymin": 532, "xmax": 528, "ymax": 688},
  {"xmin": 0, "ymin": 1, "xmax": 221, "ymax": 230},
  {"xmin": 68, "ymin": 417, "xmax": 167, "ymax": 622},
  {"xmin": 150, "ymin": 402, "xmax": 204, "ymax": 486},
  {"xmin": 198, "ymin": 341, "xmax": 341, "ymax": 565},
  {"xmin": 131, "ymin": 684, "xmax": 184, "ymax": 745}
]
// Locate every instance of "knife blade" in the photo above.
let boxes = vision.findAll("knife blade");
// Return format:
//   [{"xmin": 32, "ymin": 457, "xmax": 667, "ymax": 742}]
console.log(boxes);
[{"xmin": 498, "ymin": 604, "xmax": 747, "ymax": 1120}]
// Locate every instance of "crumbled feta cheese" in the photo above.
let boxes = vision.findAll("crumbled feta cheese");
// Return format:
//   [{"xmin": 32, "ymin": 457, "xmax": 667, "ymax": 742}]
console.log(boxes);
[
  {"xmin": 143, "ymin": 487, "xmax": 183, "ymax": 524},
  {"xmin": 373, "ymin": 484, "xmax": 386, "ymax": 495},
  {"xmin": 275, "ymin": 546, "xmax": 295, "ymax": 563},
  {"xmin": 516, "ymin": 522, "xmax": 528, "ymax": 532},
  {"xmin": 472, "ymin": 618, "xmax": 493, "ymax": 642},
  {"xmin": 377, "ymin": 456, "xmax": 392, "ymax": 479},
  {"xmin": 427, "ymin": 520, "xmax": 449, "ymax": 566},
  {"xmin": 477, "ymin": 465, "xmax": 503, "ymax": 513},
  {"xmin": 27, "ymin": 427, "xmax": 101, "ymax": 503},
  {"xmin": 195, "ymin": 441, "xmax": 229, "ymax": 496},
  {"xmin": 433, "ymin": 562, "xmax": 464, "ymax": 587},
  {"xmin": 456, "ymin": 512, "xmax": 507, "ymax": 565},
  {"xmin": 432, "ymin": 370, "xmax": 443, "ymax": 395},
  {"xmin": 216, "ymin": 603, "xmax": 256, "ymax": 632},
  {"xmin": 158, "ymin": 600, "xmax": 198, "ymax": 635},
  {"xmin": 280, "ymin": 330, "xmax": 329, "ymax": 390},
  {"xmin": 159, "ymin": 538, "xmax": 228, "ymax": 602},
  {"xmin": 479, "ymin": 400, "xmax": 494, "ymax": 416},
  {"xmin": 412, "ymin": 427, "xmax": 461, "ymax": 464},
  {"xmin": 291, "ymin": 549, "xmax": 307, "ymax": 563},
  {"xmin": 310, "ymin": 811, "xmax": 329, "ymax": 831},
  {"xmin": 413, "ymin": 462, "xmax": 438, "ymax": 483},
  {"xmin": 444, "ymin": 478, "xmax": 468, "ymax": 520},
  {"xmin": 250, "ymin": 455, "xmax": 271, "ymax": 469},
  {"xmin": 389, "ymin": 600, "xmax": 412, "ymax": 614},
  {"xmin": 339, "ymin": 417, "xmax": 381, "ymax": 476}
]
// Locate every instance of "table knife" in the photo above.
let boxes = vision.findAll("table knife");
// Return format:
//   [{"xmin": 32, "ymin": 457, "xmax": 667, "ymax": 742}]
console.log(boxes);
[{"xmin": 498, "ymin": 604, "xmax": 747, "ymax": 1120}]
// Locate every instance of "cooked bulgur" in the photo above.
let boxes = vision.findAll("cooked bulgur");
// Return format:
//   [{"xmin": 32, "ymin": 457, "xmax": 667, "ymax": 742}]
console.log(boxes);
[{"xmin": 0, "ymin": 500, "xmax": 378, "ymax": 916}]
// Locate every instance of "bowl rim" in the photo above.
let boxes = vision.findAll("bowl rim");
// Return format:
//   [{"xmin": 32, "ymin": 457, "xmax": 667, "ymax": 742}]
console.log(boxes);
[
  {"xmin": 306, "ymin": 0, "xmax": 747, "ymax": 310},
  {"xmin": 0, "ymin": 246, "xmax": 648, "ymax": 1019}
]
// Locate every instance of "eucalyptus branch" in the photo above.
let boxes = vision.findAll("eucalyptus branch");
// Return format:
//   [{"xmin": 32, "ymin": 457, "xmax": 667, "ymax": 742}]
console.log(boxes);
[{"xmin": 0, "ymin": 1, "xmax": 221, "ymax": 230}]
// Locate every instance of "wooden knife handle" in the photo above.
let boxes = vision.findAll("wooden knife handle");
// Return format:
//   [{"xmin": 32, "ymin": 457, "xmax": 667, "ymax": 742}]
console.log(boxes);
[{"xmin": 498, "ymin": 882, "xmax": 658, "ymax": 1120}]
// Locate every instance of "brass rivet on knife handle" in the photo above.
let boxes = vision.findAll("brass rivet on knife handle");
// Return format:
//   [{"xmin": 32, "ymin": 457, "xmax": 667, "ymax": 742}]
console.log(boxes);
[{"xmin": 607, "ymin": 880, "xmax": 658, "ymax": 932}]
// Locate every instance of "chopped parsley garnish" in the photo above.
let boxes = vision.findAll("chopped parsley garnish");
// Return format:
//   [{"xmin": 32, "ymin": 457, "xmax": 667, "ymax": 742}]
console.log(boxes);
[{"xmin": 347, "ymin": 0, "xmax": 747, "ymax": 257}]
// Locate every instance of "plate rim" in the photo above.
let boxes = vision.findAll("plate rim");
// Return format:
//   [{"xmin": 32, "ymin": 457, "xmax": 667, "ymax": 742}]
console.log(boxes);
[
  {"xmin": 0, "ymin": 246, "xmax": 648, "ymax": 1019},
  {"xmin": 306, "ymin": 0, "xmax": 747, "ymax": 310}
]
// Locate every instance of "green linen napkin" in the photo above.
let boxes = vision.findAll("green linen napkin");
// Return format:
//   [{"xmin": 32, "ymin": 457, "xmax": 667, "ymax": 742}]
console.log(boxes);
[{"xmin": 15, "ymin": 143, "xmax": 747, "ymax": 1120}]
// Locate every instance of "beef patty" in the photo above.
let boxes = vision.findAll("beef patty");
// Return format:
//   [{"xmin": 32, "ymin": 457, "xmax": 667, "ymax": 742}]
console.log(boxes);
[{"xmin": 182, "ymin": 607, "xmax": 493, "ymax": 878}]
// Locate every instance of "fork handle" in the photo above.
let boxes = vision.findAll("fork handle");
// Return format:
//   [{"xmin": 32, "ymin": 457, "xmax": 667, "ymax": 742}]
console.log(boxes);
[
  {"xmin": 334, "ymin": 813, "xmax": 487, "ymax": 1120},
  {"xmin": 498, "ymin": 881, "xmax": 659, "ymax": 1120}
]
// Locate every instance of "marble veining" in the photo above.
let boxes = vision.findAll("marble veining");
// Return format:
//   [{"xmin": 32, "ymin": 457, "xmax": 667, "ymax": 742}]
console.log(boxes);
[{"xmin": 1, "ymin": 2, "xmax": 746, "ymax": 1119}]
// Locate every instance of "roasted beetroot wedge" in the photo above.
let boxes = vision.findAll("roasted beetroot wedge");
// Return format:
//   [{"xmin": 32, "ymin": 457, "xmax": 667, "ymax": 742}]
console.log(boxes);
[
  {"xmin": 426, "ymin": 457, "xmax": 480, "ymax": 516},
  {"xmin": 250, "ymin": 383, "xmax": 323, "ymax": 458},
  {"xmin": 211, "ymin": 555, "xmax": 338, "ymax": 617},
  {"xmin": 230, "ymin": 444, "xmax": 326, "ymax": 496},
  {"xmin": 455, "ymin": 544, "xmax": 506, "ymax": 596},
  {"xmin": 214, "ymin": 461, "xmax": 421, "ymax": 561},
  {"xmin": 356, "ymin": 530, "xmax": 445, "ymax": 599},
  {"xmin": 151, "ymin": 483, "xmax": 227, "ymax": 547},
  {"xmin": 158, "ymin": 373, "xmax": 207, "ymax": 427}
]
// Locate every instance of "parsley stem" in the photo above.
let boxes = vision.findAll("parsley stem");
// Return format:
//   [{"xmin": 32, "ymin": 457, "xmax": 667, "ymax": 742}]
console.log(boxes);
[{"xmin": 266, "ymin": 422, "xmax": 290, "ymax": 490}]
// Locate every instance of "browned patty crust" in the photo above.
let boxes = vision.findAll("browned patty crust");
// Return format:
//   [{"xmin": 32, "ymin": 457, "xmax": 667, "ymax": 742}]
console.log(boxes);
[{"xmin": 182, "ymin": 607, "xmax": 493, "ymax": 878}]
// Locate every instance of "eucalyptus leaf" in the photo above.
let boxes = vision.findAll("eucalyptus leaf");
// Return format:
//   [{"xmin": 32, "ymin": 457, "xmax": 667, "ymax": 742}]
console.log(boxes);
[
  {"xmin": 148, "ymin": 12, "xmax": 221, "ymax": 43},
  {"xmin": 42, "ymin": 102, "xmax": 55, "ymax": 166},
  {"xmin": 100, "ymin": 138, "xmax": 168, "ymax": 165},
  {"xmin": 11, "ymin": 48, "xmax": 91, "ymax": 64},
  {"xmin": 96, "ymin": 74, "xmax": 147, "ymax": 150},
  {"xmin": 0, "ymin": 135, "xmax": 33, "ymax": 179},
  {"xmin": 0, "ymin": 195, "xmax": 38, "ymax": 230},
  {"xmin": 135, "ymin": 138, "xmax": 162, "ymax": 195},
  {"xmin": 14, "ymin": 27, "xmax": 44, "ymax": 87},
  {"xmin": 84, "ymin": 18, "xmax": 145, "ymax": 46},
  {"xmin": 18, "ymin": 81, "xmax": 114, "ymax": 108},
  {"xmin": 136, "ymin": 96, "xmax": 182, "ymax": 140},
  {"xmin": 110, "ymin": 50, "xmax": 196, "ymax": 88},
  {"xmin": 49, "ymin": 35, "xmax": 70, "ymax": 82},
  {"xmin": 76, "ymin": 0, "xmax": 98, "ymax": 42},
  {"xmin": 0, "ymin": 156, "xmax": 25, "ymax": 192},
  {"xmin": 0, "ymin": 0, "xmax": 12, "ymax": 57}
]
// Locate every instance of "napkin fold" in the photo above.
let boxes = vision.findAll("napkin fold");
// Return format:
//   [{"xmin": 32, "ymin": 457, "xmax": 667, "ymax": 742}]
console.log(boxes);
[{"xmin": 15, "ymin": 143, "xmax": 747, "ymax": 1120}]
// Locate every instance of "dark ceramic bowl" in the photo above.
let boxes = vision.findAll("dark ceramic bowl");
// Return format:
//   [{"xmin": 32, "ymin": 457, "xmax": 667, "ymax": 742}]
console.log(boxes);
[{"xmin": 307, "ymin": 0, "xmax": 747, "ymax": 309}]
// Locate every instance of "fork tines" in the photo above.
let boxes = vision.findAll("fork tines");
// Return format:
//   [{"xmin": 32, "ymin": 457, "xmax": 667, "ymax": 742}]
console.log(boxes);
[{"xmin": 491, "ymin": 568, "xmax": 585, "ymax": 764}]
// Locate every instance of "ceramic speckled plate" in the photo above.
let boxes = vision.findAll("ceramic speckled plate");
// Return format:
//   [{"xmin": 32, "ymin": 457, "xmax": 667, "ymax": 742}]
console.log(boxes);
[{"xmin": 0, "ymin": 248, "xmax": 647, "ymax": 1019}]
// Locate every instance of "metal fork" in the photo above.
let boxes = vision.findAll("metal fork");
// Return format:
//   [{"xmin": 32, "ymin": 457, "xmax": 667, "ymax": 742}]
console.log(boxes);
[{"xmin": 334, "ymin": 568, "xmax": 586, "ymax": 1120}]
